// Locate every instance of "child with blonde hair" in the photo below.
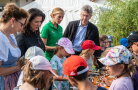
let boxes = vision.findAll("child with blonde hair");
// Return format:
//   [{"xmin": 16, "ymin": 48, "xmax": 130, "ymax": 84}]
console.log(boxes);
[{"xmin": 80, "ymin": 40, "xmax": 101, "ymax": 71}]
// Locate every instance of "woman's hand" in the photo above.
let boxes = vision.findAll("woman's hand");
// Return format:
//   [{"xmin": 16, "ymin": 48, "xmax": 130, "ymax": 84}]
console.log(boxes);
[
  {"xmin": 15, "ymin": 65, "xmax": 21, "ymax": 71},
  {"xmin": 17, "ymin": 56, "xmax": 26, "ymax": 68},
  {"xmin": 45, "ymin": 46, "xmax": 57, "ymax": 51},
  {"xmin": 41, "ymin": 38, "xmax": 58, "ymax": 51}
]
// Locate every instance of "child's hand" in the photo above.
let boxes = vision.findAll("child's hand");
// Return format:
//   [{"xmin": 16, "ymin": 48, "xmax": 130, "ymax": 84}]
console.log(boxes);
[
  {"xmin": 63, "ymin": 76, "xmax": 68, "ymax": 80},
  {"xmin": 53, "ymin": 76, "xmax": 68, "ymax": 81},
  {"xmin": 102, "ymin": 77, "xmax": 111, "ymax": 87},
  {"xmin": 68, "ymin": 77, "xmax": 78, "ymax": 87},
  {"xmin": 94, "ymin": 62, "xmax": 99, "ymax": 67}
]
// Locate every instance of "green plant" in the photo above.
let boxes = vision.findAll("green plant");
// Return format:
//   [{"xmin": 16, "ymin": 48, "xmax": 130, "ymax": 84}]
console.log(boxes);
[{"xmin": 97, "ymin": 0, "xmax": 138, "ymax": 45}]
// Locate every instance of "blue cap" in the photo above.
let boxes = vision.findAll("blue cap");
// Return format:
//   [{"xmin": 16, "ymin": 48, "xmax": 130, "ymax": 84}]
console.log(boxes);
[
  {"xmin": 120, "ymin": 38, "xmax": 128, "ymax": 47},
  {"xmin": 107, "ymin": 35, "xmax": 113, "ymax": 41}
]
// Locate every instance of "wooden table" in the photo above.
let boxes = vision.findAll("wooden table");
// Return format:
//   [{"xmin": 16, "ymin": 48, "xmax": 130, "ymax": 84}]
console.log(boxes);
[{"xmin": 88, "ymin": 71, "xmax": 115, "ymax": 89}]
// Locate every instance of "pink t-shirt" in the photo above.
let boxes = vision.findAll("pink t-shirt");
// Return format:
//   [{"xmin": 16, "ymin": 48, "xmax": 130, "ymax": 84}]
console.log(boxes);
[{"xmin": 109, "ymin": 77, "xmax": 134, "ymax": 90}]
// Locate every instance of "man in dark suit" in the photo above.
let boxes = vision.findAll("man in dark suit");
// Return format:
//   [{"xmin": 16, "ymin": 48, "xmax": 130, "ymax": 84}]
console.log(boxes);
[{"xmin": 64, "ymin": 5, "xmax": 100, "ymax": 56}]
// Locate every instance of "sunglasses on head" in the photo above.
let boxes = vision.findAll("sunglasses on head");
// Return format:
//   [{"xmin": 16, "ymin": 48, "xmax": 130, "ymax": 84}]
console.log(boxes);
[{"xmin": 130, "ymin": 31, "xmax": 138, "ymax": 35}]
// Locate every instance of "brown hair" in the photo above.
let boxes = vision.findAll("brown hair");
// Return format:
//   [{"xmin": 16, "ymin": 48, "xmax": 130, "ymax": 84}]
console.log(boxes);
[
  {"xmin": 50, "ymin": 7, "xmax": 64, "ymax": 18},
  {"xmin": 0, "ymin": 3, "xmax": 28, "ymax": 23},
  {"xmin": 23, "ymin": 8, "xmax": 45, "ymax": 36},
  {"xmin": 129, "ymin": 46, "xmax": 138, "ymax": 66},
  {"xmin": 128, "ymin": 48, "xmax": 138, "ymax": 75},
  {"xmin": 100, "ymin": 35, "xmax": 108, "ymax": 42},
  {"xmin": 54, "ymin": 46, "xmax": 64, "ymax": 54},
  {"xmin": 23, "ymin": 61, "xmax": 53, "ymax": 89}
]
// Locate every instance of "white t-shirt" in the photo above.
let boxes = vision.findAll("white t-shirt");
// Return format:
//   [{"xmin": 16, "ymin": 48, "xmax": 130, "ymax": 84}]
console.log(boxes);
[
  {"xmin": 0, "ymin": 32, "xmax": 21, "ymax": 62},
  {"xmin": 17, "ymin": 71, "xmax": 24, "ymax": 86},
  {"xmin": 86, "ymin": 56, "xmax": 93, "ymax": 71},
  {"xmin": 109, "ymin": 77, "xmax": 134, "ymax": 90}
]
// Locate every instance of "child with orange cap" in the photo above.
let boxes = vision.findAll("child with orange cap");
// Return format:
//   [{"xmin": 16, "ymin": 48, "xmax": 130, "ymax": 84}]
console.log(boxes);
[{"xmin": 63, "ymin": 55, "xmax": 106, "ymax": 90}]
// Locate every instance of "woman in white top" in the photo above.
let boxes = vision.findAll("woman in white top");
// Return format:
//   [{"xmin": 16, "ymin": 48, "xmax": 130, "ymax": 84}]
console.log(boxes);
[{"xmin": 0, "ymin": 3, "xmax": 28, "ymax": 90}]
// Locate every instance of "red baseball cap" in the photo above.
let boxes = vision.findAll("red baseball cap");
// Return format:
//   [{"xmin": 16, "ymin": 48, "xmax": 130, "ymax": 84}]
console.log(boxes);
[
  {"xmin": 63, "ymin": 55, "xmax": 89, "ymax": 76},
  {"xmin": 81, "ymin": 40, "xmax": 101, "ymax": 50}
]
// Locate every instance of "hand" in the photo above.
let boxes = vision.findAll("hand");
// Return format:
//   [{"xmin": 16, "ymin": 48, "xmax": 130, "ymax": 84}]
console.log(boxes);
[
  {"xmin": 94, "ymin": 62, "xmax": 99, "ymax": 68},
  {"xmin": 17, "ymin": 56, "xmax": 26, "ymax": 68},
  {"xmin": 68, "ymin": 77, "xmax": 78, "ymax": 87},
  {"xmin": 102, "ymin": 77, "xmax": 111, "ymax": 87},
  {"xmin": 53, "ymin": 46, "xmax": 58, "ymax": 52},
  {"xmin": 63, "ymin": 76, "xmax": 68, "ymax": 80},
  {"xmin": 15, "ymin": 65, "xmax": 21, "ymax": 71}
]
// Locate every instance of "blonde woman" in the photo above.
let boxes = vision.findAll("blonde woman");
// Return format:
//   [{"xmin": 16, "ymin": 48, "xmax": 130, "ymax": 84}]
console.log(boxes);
[
  {"xmin": 0, "ymin": 3, "xmax": 28, "ymax": 90},
  {"xmin": 41, "ymin": 8, "xmax": 64, "ymax": 61},
  {"xmin": 80, "ymin": 40, "xmax": 101, "ymax": 71}
]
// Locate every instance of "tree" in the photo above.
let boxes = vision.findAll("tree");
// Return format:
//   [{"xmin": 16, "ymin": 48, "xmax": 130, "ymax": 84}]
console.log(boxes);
[{"xmin": 97, "ymin": 0, "xmax": 138, "ymax": 45}]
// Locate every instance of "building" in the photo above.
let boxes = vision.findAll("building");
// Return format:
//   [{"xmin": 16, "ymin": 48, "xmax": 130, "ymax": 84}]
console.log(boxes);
[
  {"xmin": 0, "ymin": 0, "xmax": 106, "ymax": 11},
  {"xmin": 90, "ymin": 0, "xmax": 106, "ymax": 4},
  {"xmin": 0, "ymin": 0, "xmax": 106, "ymax": 17},
  {"xmin": 0, "ymin": 0, "xmax": 35, "ymax": 9},
  {"xmin": 0, "ymin": 0, "xmax": 35, "ymax": 16}
]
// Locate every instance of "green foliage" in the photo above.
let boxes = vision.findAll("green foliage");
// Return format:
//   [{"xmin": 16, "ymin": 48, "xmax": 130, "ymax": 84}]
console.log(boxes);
[{"xmin": 97, "ymin": 0, "xmax": 138, "ymax": 45}]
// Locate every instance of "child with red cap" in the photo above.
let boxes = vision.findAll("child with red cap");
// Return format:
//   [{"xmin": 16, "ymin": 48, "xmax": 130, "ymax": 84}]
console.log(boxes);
[
  {"xmin": 80, "ymin": 40, "xmax": 101, "ymax": 70},
  {"xmin": 63, "ymin": 55, "xmax": 106, "ymax": 90},
  {"xmin": 50, "ymin": 37, "xmax": 75, "ymax": 90}
]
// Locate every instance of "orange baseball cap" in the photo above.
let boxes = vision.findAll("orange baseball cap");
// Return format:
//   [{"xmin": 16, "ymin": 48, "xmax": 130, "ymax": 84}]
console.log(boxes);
[
  {"xmin": 81, "ymin": 40, "xmax": 101, "ymax": 50},
  {"xmin": 63, "ymin": 55, "xmax": 89, "ymax": 76}
]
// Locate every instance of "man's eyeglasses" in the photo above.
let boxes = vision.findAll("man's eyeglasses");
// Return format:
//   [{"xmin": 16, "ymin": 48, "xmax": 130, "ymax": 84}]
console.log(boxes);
[{"xmin": 17, "ymin": 21, "xmax": 24, "ymax": 27}]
